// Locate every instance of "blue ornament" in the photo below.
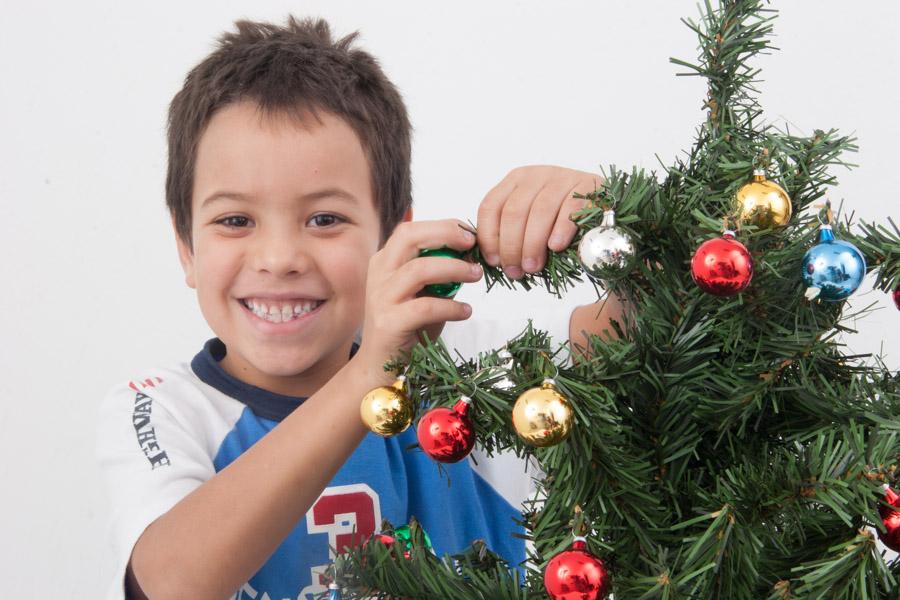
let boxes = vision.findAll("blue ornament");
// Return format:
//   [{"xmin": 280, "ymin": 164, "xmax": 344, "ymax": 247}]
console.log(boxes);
[
  {"xmin": 801, "ymin": 224, "xmax": 866, "ymax": 301},
  {"xmin": 327, "ymin": 583, "xmax": 342, "ymax": 600}
]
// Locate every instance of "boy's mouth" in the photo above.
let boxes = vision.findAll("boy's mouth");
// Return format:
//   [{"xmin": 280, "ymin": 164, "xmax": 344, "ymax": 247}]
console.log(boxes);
[{"xmin": 239, "ymin": 298, "xmax": 324, "ymax": 324}]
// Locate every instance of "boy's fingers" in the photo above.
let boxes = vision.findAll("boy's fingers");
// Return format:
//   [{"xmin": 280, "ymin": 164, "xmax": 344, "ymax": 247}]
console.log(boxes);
[
  {"xmin": 387, "ymin": 257, "xmax": 482, "ymax": 303},
  {"xmin": 521, "ymin": 182, "xmax": 578, "ymax": 272},
  {"xmin": 405, "ymin": 297, "xmax": 473, "ymax": 329},
  {"xmin": 476, "ymin": 177, "xmax": 516, "ymax": 267},
  {"xmin": 549, "ymin": 182, "xmax": 593, "ymax": 252},
  {"xmin": 380, "ymin": 219, "xmax": 476, "ymax": 268},
  {"xmin": 498, "ymin": 187, "xmax": 537, "ymax": 277}
]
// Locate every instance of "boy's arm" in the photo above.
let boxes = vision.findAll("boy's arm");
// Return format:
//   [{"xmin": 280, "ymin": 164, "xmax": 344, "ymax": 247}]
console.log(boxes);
[
  {"xmin": 476, "ymin": 165, "xmax": 626, "ymax": 350},
  {"xmin": 125, "ymin": 220, "xmax": 481, "ymax": 599}
]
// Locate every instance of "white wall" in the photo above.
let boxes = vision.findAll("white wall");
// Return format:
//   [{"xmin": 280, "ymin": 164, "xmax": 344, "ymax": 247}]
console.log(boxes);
[{"xmin": 1, "ymin": 1, "xmax": 897, "ymax": 595}]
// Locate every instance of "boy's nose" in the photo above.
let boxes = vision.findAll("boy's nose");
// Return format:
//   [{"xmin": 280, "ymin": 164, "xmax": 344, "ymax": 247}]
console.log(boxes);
[{"xmin": 250, "ymin": 228, "xmax": 311, "ymax": 277}]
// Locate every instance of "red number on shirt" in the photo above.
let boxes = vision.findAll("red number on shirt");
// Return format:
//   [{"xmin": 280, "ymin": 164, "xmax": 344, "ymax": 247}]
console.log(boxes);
[{"xmin": 302, "ymin": 484, "xmax": 382, "ymax": 593}]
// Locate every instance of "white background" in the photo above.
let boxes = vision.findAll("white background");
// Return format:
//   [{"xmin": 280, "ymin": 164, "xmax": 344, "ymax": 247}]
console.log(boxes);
[{"xmin": 1, "ymin": 1, "xmax": 898, "ymax": 596}]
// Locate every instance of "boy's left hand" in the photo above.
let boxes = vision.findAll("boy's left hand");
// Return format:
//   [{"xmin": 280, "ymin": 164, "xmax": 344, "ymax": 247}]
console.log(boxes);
[{"xmin": 476, "ymin": 165, "xmax": 601, "ymax": 279}]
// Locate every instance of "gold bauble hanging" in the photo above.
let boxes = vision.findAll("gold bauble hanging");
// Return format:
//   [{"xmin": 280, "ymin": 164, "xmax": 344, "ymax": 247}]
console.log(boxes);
[
  {"xmin": 734, "ymin": 169, "xmax": 792, "ymax": 229},
  {"xmin": 360, "ymin": 375, "xmax": 413, "ymax": 436},
  {"xmin": 511, "ymin": 378, "xmax": 573, "ymax": 447}
]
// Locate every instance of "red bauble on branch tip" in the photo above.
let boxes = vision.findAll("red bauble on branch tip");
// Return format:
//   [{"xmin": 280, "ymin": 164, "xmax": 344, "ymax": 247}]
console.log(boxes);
[
  {"xmin": 878, "ymin": 485, "xmax": 900, "ymax": 552},
  {"xmin": 416, "ymin": 396, "xmax": 476, "ymax": 463},
  {"xmin": 893, "ymin": 284, "xmax": 900, "ymax": 311},
  {"xmin": 691, "ymin": 229, "xmax": 753, "ymax": 297},
  {"xmin": 544, "ymin": 536, "xmax": 610, "ymax": 600}
]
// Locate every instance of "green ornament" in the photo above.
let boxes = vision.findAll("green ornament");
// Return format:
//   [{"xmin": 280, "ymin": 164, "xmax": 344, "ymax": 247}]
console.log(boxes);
[
  {"xmin": 419, "ymin": 247, "xmax": 464, "ymax": 297},
  {"xmin": 393, "ymin": 524, "xmax": 433, "ymax": 553}
]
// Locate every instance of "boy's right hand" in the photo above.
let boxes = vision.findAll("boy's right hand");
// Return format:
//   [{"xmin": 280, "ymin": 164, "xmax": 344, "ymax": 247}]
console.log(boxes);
[{"xmin": 356, "ymin": 219, "xmax": 482, "ymax": 371}]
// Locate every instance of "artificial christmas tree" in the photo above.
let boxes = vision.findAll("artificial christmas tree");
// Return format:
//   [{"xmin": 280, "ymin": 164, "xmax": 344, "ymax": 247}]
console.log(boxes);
[{"xmin": 333, "ymin": 1, "xmax": 900, "ymax": 597}]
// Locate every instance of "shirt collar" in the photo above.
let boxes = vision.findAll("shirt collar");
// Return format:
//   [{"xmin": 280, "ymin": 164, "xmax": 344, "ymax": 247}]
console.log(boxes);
[{"xmin": 190, "ymin": 338, "xmax": 358, "ymax": 422}]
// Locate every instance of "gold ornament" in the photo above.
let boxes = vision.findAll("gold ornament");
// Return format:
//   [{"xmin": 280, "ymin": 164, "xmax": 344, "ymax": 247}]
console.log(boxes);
[
  {"xmin": 735, "ymin": 169, "xmax": 792, "ymax": 229},
  {"xmin": 511, "ymin": 378, "xmax": 573, "ymax": 447},
  {"xmin": 360, "ymin": 375, "xmax": 413, "ymax": 436}
]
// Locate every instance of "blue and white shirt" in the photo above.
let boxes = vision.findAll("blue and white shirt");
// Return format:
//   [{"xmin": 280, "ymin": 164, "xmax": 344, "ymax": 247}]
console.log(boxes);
[{"xmin": 96, "ymin": 308, "xmax": 572, "ymax": 600}]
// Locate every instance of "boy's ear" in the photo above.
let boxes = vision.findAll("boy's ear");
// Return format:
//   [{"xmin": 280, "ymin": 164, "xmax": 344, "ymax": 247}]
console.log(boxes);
[{"xmin": 173, "ymin": 219, "xmax": 197, "ymax": 289}]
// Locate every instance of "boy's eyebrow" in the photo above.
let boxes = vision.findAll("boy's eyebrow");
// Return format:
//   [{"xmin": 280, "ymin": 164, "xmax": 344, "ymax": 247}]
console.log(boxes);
[
  {"xmin": 201, "ymin": 188, "xmax": 358, "ymax": 209},
  {"xmin": 301, "ymin": 188, "xmax": 358, "ymax": 204}
]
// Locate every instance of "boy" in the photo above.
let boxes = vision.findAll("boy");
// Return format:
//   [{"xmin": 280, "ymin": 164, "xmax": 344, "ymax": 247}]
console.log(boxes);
[{"xmin": 96, "ymin": 16, "xmax": 622, "ymax": 600}]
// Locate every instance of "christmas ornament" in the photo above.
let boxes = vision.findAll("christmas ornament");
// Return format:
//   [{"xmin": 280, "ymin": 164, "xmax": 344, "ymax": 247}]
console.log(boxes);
[
  {"xmin": 878, "ymin": 485, "xmax": 900, "ymax": 552},
  {"xmin": 894, "ymin": 284, "xmax": 900, "ymax": 311},
  {"xmin": 690, "ymin": 229, "xmax": 753, "ymax": 296},
  {"xmin": 735, "ymin": 169, "xmax": 793, "ymax": 229},
  {"xmin": 371, "ymin": 533, "xmax": 397, "ymax": 546},
  {"xmin": 419, "ymin": 247, "xmax": 464, "ymax": 297},
  {"xmin": 360, "ymin": 375, "xmax": 413, "ymax": 436},
  {"xmin": 512, "ymin": 378, "xmax": 573, "ymax": 447},
  {"xmin": 417, "ymin": 395, "xmax": 476, "ymax": 463},
  {"xmin": 327, "ymin": 583, "xmax": 341, "ymax": 600},
  {"xmin": 801, "ymin": 223, "xmax": 866, "ymax": 302},
  {"xmin": 393, "ymin": 524, "xmax": 434, "ymax": 558},
  {"xmin": 577, "ymin": 208, "xmax": 637, "ymax": 281},
  {"xmin": 544, "ymin": 536, "xmax": 610, "ymax": 600}
]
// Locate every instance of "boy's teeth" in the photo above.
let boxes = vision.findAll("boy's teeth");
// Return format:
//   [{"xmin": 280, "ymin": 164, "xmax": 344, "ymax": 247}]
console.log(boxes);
[{"xmin": 244, "ymin": 299, "xmax": 320, "ymax": 323}]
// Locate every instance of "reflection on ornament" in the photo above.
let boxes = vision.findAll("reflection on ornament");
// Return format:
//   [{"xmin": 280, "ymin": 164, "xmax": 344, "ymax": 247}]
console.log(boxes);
[
  {"xmin": 512, "ymin": 378, "xmax": 573, "ymax": 447},
  {"xmin": 360, "ymin": 376, "xmax": 414, "ymax": 436},
  {"xmin": 544, "ymin": 536, "xmax": 610, "ymax": 600},
  {"xmin": 690, "ymin": 230, "xmax": 753, "ymax": 296},
  {"xmin": 801, "ymin": 224, "xmax": 865, "ymax": 302},
  {"xmin": 417, "ymin": 396, "xmax": 476, "ymax": 463},
  {"xmin": 577, "ymin": 209, "xmax": 637, "ymax": 281},
  {"xmin": 419, "ymin": 247, "xmax": 464, "ymax": 297},
  {"xmin": 878, "ymin": 485, "xmax": 900, "ymax": 552},
  {"xmin": 735, "ymin": 169, "xmax": 792, "ymax": 229}
]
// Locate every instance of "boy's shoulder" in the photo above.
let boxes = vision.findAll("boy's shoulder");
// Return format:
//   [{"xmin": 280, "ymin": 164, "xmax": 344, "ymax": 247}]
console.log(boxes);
[{"xmin": 98, "ymin": 355, "xmax": 248, "ymax": 459}]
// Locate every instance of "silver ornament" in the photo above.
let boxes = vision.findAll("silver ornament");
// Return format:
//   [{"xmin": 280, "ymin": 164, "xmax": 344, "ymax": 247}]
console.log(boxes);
[{"xmin": 577, "ymin": 209, "xmax": 636, "ymax": 280}]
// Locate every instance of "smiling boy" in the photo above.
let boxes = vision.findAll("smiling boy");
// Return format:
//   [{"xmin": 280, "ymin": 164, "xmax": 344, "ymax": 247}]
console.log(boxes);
[{"xmin": 96, "ymin": 16, "xmax": 622, "ymax": 600}]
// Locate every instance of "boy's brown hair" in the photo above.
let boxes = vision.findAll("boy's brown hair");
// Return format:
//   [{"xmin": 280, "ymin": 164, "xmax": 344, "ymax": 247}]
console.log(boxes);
[{"xmin": 166, "ymin": 16, "xmax": 412, "ymax": 248}]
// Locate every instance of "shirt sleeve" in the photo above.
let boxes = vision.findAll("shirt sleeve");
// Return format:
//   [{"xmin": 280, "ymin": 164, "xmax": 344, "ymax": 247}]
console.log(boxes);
[{"xmin": 95, "ymin": 378, "xmax": 216, "ymax": 600}]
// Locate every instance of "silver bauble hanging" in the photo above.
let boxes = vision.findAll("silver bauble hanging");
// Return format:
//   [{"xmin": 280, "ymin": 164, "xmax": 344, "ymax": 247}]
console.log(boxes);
[{"xmin": 577, "ymin": 209, "xmax": 636, "ymax": 280}]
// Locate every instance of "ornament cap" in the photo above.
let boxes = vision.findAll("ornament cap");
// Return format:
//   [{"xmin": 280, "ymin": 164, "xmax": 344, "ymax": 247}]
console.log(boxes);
[
  {"xmin": 393, "ymin": 375, "xmax": 407, "ymax": 390},
  {"xmin": 886, "ymin": 486, "xmax": 900, "ymax": 504},
  {"xmin": 818, "ymin": 224, "xmax": 835, "ymax": 243},
  {"xmin": 600, "ymin": 209, "xmax": 617, "ymax": 228},
  {"xmin": 722, "ymin": 229, "xmax": 736, "ymax": 239},
  {"xmin": 752, "ymin": 168, "xmax": 766, "ymax": 180},
  {"xmin": 572, "ymin": 535, "xmax": 588, "ymax": 551},
  {"xmin": 542, "ymin": 377, "xmax": 556, "ymax": 387},
  {"xmin": 328, "ymin": 583, "xmax": 339, "ymax": 590},
  {"xmin": 453, "ymin": 395, "xmax": 473, "ymax": 415}
]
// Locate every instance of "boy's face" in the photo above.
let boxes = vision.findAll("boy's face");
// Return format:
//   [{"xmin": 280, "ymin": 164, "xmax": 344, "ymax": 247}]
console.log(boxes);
[{"xmin": 176, "ymin": 101, "xmax": 385, "ymax": 396}]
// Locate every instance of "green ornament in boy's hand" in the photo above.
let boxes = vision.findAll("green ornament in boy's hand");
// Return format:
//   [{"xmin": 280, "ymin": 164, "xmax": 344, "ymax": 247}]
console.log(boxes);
[{"xmin": 419, "ymin": 247, "xmax": 464, "ymax": 297}]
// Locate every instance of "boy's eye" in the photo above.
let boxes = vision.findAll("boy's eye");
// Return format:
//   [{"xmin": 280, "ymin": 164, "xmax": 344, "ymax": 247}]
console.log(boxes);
[
  {"xmin": 308, "ymin": 214, "xmax": 344, "ymax": 227},
  {"xmin": 216, "ymin": 215, "xmax": 250, "ymax": 228}
]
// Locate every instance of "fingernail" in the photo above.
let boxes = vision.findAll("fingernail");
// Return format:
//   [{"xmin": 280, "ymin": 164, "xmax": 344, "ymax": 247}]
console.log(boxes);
[
  {"xmin": 462, "ymin": 229, "xmax": 476, "ymax": 242},
  {"xmin": 522, "ymin": 257, "xmax": 538, "ymax": 272},
  {"xmin": 462, "ymin": 303, "xmax": 472, "ymax": 316},
  {"xmin": 487, "ymin": 254, "xmax": 500, "ymax": 266},
  {"xmin": 505, "ymin": 265, "xmax": 524, "ymax": 279},
  {"xmin": 470, "ymin": 263, "xmax": 483, "ymax": 276},
  {"xmin": 549, "ymin": 234, "xmax": 566, "ymax": 250}
]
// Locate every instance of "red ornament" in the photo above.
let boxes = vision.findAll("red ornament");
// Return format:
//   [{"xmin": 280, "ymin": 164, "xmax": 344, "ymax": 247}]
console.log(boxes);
[
  {"xmin": 544, "ymin": 536, "xmax": 610, "ymax": 600},
  {"xmin": 893, "ymin": 284, "xmax": 900, "ymax": 311},
  {"xmin": 691, "ymin": 230, "xmax": 753, "ymax": 296},
  {"xmin": 416, "ymin": 396, "xmax": 476, "ymax": 463},
  {"xmin": 878, "ymin": 486, "xmax": 900, "ymax": 551}
]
